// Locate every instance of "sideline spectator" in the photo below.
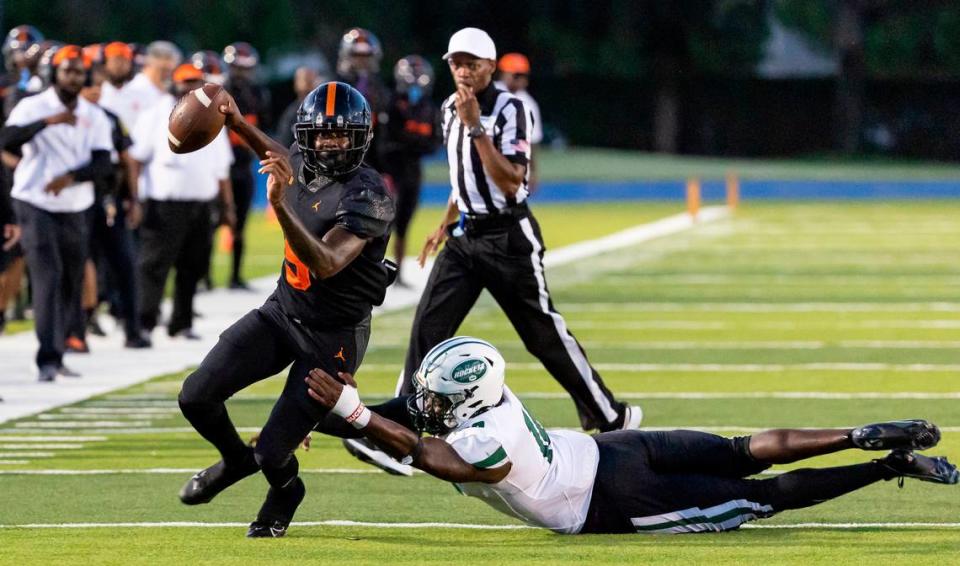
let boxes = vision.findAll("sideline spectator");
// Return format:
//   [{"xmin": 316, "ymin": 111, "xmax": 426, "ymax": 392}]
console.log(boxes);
[
  {"xmin": 130, "ymin": 64, "xmax": 234, "ymax": 340},
  {"xmin": 0, "ymin": 45, "xmax": 113, "ymax": 381}
]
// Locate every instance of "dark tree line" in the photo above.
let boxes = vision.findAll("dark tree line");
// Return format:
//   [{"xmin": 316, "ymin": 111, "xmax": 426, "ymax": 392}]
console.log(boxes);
[{"xmin": 5, "ymin": 0, "xmax": 959, "ymax": 155}]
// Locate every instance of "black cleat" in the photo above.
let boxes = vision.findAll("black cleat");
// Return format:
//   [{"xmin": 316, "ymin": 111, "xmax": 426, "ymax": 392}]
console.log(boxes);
[
  {"xmin": 851, "ymin": 419, "xmax": 941, "ymax": 451},
  {"xmin": 342, "ymin": 438, "xmax": 413, "ymax": 477},
  {"xmin": 246, "ymin": 519, "xmax": 290, "ymax": 538},
  {"xmin": 878, "ymin": 449, "xmax": 959, "ymax": 486},
  {"xmin": 247, "ymin": 476, "xmax": 306, "ymax": 538},
  {"xmin": 179, "ymin": 451, "xmax": 259, "ymax": 505}
]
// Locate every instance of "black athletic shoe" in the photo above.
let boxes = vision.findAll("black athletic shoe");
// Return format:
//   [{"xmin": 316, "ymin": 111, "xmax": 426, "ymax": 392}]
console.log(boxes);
[
  {"xmin": 878, "ymin": 449, "xmax": 959, "ymax": 486},
  {"xmin": 342, "ymin": 438, "xmax": 413, "ymax": 476},
  {"xmin": 179, "ymin": 451, "xmax": 259, "ymax": 505},
  {"xmin": 246, "ymin": 519, "xmax": 290, "ymax": 538},
  {"xmin": 247, "ymin": 477, "xmax": 306, "ymax": 538},
  {"xmin": 851, "ymin": 419, "xmax": 941, "ymax": 451}
]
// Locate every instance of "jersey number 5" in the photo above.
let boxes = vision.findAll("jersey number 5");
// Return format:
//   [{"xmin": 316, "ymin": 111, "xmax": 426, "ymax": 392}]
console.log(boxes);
[
  {"xmin": 284, "ymin": 240, "xmax": 312, "ymax": 291},
  {"xmin": 521, "ymin": 405, "xmax": 553, "ymax": 464}
]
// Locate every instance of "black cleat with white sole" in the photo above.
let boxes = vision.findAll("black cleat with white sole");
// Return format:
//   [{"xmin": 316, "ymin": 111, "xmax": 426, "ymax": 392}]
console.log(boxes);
[
  {"xmin": 343, "ymin": 438, "xmax": 413, "ymax": 477},
  {"xmin": 878, "ymin": 449, "xmax": 958, "ymax": 486},
  {"xmin": 247, "ymin": 477, "xmax": 306, "ymax": 538},
  {"xmin": 851, "ymin": 419, "xmax": 941, "ymax": 451},
  {"xmin": 179, "ymin": 450, "xmax": 259, "ymax": 505}
]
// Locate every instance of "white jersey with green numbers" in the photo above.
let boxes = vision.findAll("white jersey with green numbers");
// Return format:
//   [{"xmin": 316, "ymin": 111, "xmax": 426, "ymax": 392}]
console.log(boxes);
[{"xmin": 443, "ymin": 386, "xmax": 600, "ymax": 534}]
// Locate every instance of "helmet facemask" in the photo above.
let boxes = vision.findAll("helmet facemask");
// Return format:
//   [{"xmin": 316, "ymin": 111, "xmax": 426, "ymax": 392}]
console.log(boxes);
[
  {"xmin": 295, "ymin": 123, "xmax": 371, "ymax": 177},
  {"xmin": 408, "ymin": 373, "xmax": 478, "ymax": 436}
]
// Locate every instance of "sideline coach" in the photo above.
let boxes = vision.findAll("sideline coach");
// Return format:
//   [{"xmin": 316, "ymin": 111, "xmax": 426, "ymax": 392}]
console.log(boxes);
[{"xmin": 398, "ymin": 28, "xmax": 641, "ymax": 432}]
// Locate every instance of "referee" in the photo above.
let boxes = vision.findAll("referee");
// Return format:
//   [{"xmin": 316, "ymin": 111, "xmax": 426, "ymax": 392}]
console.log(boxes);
[{"xmin": 397, "ymin": 29, "xmax": 641, "ymax": 432}]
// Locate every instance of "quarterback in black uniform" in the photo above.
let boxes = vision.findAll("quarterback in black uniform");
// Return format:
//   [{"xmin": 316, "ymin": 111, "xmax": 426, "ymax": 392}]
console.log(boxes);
[{"xmin": 177, "ymin": 82, "xmax": 396, "ymax": 537}]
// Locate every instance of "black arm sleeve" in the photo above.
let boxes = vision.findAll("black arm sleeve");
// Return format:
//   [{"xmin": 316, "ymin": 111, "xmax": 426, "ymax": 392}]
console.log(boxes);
[
  {"xmin": 0, "ymin": 120, "xmax": 47, "ymax": 150},
  {"xmin": 69, "ymin": 150, "xmax": 111, "ymax": 182}
]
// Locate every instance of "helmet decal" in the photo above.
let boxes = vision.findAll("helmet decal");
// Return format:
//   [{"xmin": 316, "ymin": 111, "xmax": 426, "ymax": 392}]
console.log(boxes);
[{"xmin": 450, "ymin": 359, "xmax": 487, "ymax": 384}]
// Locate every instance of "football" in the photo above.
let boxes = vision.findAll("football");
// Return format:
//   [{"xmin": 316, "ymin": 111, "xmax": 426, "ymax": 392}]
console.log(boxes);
[{"xmin": 167, "ymin": 83, "xmax": 229, "ymax": 154}]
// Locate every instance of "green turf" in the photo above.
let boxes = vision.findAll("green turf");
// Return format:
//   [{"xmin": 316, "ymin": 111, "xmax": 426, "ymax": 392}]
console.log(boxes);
[
  {"xmin": 1, "ymin": 201, "xmax": 959, "ymax": 564},
  {"xmin": 425, "ymin": 148, "xmax": 960, "ymax": 182}
]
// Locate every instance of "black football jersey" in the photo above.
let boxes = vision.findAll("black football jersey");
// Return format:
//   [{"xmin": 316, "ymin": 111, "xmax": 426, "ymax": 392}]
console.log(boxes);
[{"xmin": 273, "ymin": 148, "xmax": 396, "ymax": 327}]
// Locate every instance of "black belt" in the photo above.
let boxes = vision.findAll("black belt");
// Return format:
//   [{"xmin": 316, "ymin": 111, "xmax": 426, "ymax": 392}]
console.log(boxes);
[{"xmin": 461, "ymin": 203, "xmax": 529, "ymax": 234}]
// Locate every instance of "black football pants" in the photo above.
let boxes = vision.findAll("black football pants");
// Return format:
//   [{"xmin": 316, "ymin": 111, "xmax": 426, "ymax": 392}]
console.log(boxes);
[
  {"xmin": 138, "ymin": 199, "xmax": 212, "ymax": 335},
  {"xmin": 399, "ymin": 213, "xmax": 626, "ymax": 431},
  {"xmin": 179, "ymin": 296, "xmax": 372, "ymax": 490},
  {"xmin": 580, "ymin": 430, "xmax": 893, "ymax": 534},
  {"xmin": 13, "ymin": 201, "xmax": 89, "ymax": 369}
]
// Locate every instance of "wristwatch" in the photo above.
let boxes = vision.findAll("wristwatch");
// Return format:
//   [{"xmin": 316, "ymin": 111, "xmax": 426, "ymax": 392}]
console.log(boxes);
[{"xmin": 467, "ymin": 124, "xmax": 486, "ymax": 138}]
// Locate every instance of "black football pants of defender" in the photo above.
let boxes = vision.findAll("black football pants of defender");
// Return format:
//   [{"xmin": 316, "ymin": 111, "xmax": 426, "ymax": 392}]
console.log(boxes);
[
  {"xmin": 399, "ymin": 212, "xmax": 626, "ymax": 431},
  {"xmin": 179, "ymin": 296, "xmax": 372, "ymax": 492},
  {"xmin": 580, "ymin": 430, "xmax": 894, "ymax": 534},
  {"xmin": 138, "ymin": 199, "xmax": 212, "ymax": 335},
  {"xmin": 229, "ymin": 165, "xmax": 254, "ymax": 285},
  {"xmin": 14, "ymin": 201, "xmax": 89, "ymax": 369},
  {"xmin": 70, "ymin": 201, "xmax": 141, "ymax": 341}
]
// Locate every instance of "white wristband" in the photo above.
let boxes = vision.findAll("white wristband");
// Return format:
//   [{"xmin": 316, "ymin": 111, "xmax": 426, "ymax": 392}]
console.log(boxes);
[{"xmin": 331, "ymin": 384, "xmax": 370, "ymax": 429}]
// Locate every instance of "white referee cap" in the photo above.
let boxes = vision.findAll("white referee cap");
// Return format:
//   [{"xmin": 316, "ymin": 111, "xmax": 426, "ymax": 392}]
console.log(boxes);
[{"xmin": 443, "ymin": 28, "xmax": 496, "ymax": 61}]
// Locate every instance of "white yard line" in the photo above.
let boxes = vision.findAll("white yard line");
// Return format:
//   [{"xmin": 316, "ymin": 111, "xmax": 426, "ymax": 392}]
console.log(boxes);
[
  {"xmin": 0, "ymin": 520, "xmax": 957, "ymax": 531},
  {"xmin": 0, "ymin": 452, "xmax": 53, "ymax": 458},
  {"xmin": 4, "ymin": 426, "xmax": 960, "ymax": 436},
  {"xmin": 577, "ymin": 340, "xmax": 960, "ymax": 350},
  {"xmin": 0, "ymin": 467, "xmax": 384, "ymax": 476},
  {"xmin": 520, "ymin": 391, "xmax": 960, "ymax": 400},
  {"xmin": 0, "ymin": 444, "xmax": 87, "ymax": 449},
  {"xmin": 559, "ymin": 302, "xmax": 960, "ymax": 312},
  {"xmin": 0, "ymin": 207, "xmax": 729, "ymax": 425},
  {"xmin": 357, "ymin": 362, "xmax": 960, "ymax": 373},
  {"xmin": 0, "ymin": 436, "xmax": 106, "ymax": 442}
]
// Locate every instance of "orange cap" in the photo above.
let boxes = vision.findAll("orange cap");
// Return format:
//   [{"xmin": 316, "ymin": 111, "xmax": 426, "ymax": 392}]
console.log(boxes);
[
  {"xmin": 498, "ymin": 53, "xmax": 530, "ymax": 74},
  {"xmin": 53, "ymin": 45, "xmax": 93, "ymax": 69},
  {"xmin": 173, "ymin": 63, "xmax": 203, "ymax": 83},
  {"xmin": 104, "ymin": 41, "xmax": 133, "ymax": 60}
]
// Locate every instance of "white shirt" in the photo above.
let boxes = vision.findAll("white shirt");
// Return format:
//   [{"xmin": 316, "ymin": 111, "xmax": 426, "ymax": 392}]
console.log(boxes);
[
  {"xmin": 129, "ymin": 94, "xmax": 233, "ymax": 202},
  {"xmin": 7, "ymin": 87, "xmax": 114, "ymax": 213},
  {"xmin": 446, "ymin": 386, "xmax": 599, "ymax": 534},
  {"xmin": 494, "ymin": 81, "xmax": 543, "ymax": 144},
  {"xmin": 101, "ymin": 73, "xmax": 164, "ymax": 139}
]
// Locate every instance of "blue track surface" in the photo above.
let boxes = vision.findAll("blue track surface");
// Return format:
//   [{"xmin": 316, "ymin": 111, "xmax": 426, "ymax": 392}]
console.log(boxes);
[{"xmin": 251, "ymin": 167, "xmax": 959, "ymax": 207}]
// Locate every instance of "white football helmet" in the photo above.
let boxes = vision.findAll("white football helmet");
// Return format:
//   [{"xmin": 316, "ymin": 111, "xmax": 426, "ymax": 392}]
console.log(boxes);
[{"xmin": 409, "ymin": 336, "xmax": 506, "ymax": 435}]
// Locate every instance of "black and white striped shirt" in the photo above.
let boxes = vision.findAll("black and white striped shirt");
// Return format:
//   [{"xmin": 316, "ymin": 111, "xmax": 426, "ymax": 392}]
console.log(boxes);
[{"xmin": 442, "ymin": 83, "xmax": 531, "ymax": 214}]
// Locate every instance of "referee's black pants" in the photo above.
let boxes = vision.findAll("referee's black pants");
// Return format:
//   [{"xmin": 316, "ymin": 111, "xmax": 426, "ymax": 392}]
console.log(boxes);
[
  {"xmin": 138, "ymin": 199, "xmax": 212, "ymax": 335},
  {"xmin": 399, "ymin": 212, "xmax": 626, "ymax": 431},
  {"xmin": 13, "ymin": 200, "xmax": 89, "ymax": 369}
]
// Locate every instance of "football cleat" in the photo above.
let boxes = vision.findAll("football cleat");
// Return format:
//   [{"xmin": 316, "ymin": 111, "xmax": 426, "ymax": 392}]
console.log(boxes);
[
  {"xmin": 343, "ymin": 438, "xmax": 414, "ymax": 477},
  {"xmin": 598, "ymin": 404, "xmax": 644, "ymax": 433},
  {"xmin": 851, "ymin": 419, "xmax": 940, "ymax": 451},
  {"xmin": 878, "ymin": 449, "xmax": 958, "ymax": 486},
  {"xmin": 179, "ymin": 451, "xmax": 259, "ymax": 505},
  {"xmin": 621, "ymin": 405, "xmax": 644, "ymax": 431},
  {"xmin": 246, "ymin": 519, "xmax": 289, "ymax": 538},
  {"xmin": 247, "ymin": 477, "xmax": 306, "ymax": 538}
]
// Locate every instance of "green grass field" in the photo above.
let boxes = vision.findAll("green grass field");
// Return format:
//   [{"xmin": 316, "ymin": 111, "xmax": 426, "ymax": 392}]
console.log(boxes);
[{"xmin": 1, "ymin": 200, "xmax": 959, "ymax": 564}]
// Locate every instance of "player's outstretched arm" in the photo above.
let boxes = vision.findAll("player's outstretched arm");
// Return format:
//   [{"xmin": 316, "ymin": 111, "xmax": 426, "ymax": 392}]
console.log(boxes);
[
  {"xmin": 218, "ymin": 93, "xmax": 287, "ymax": 160},
  {"xmin": 305, "ymin": 368, "xmax": 510, "ymax": 484}
]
